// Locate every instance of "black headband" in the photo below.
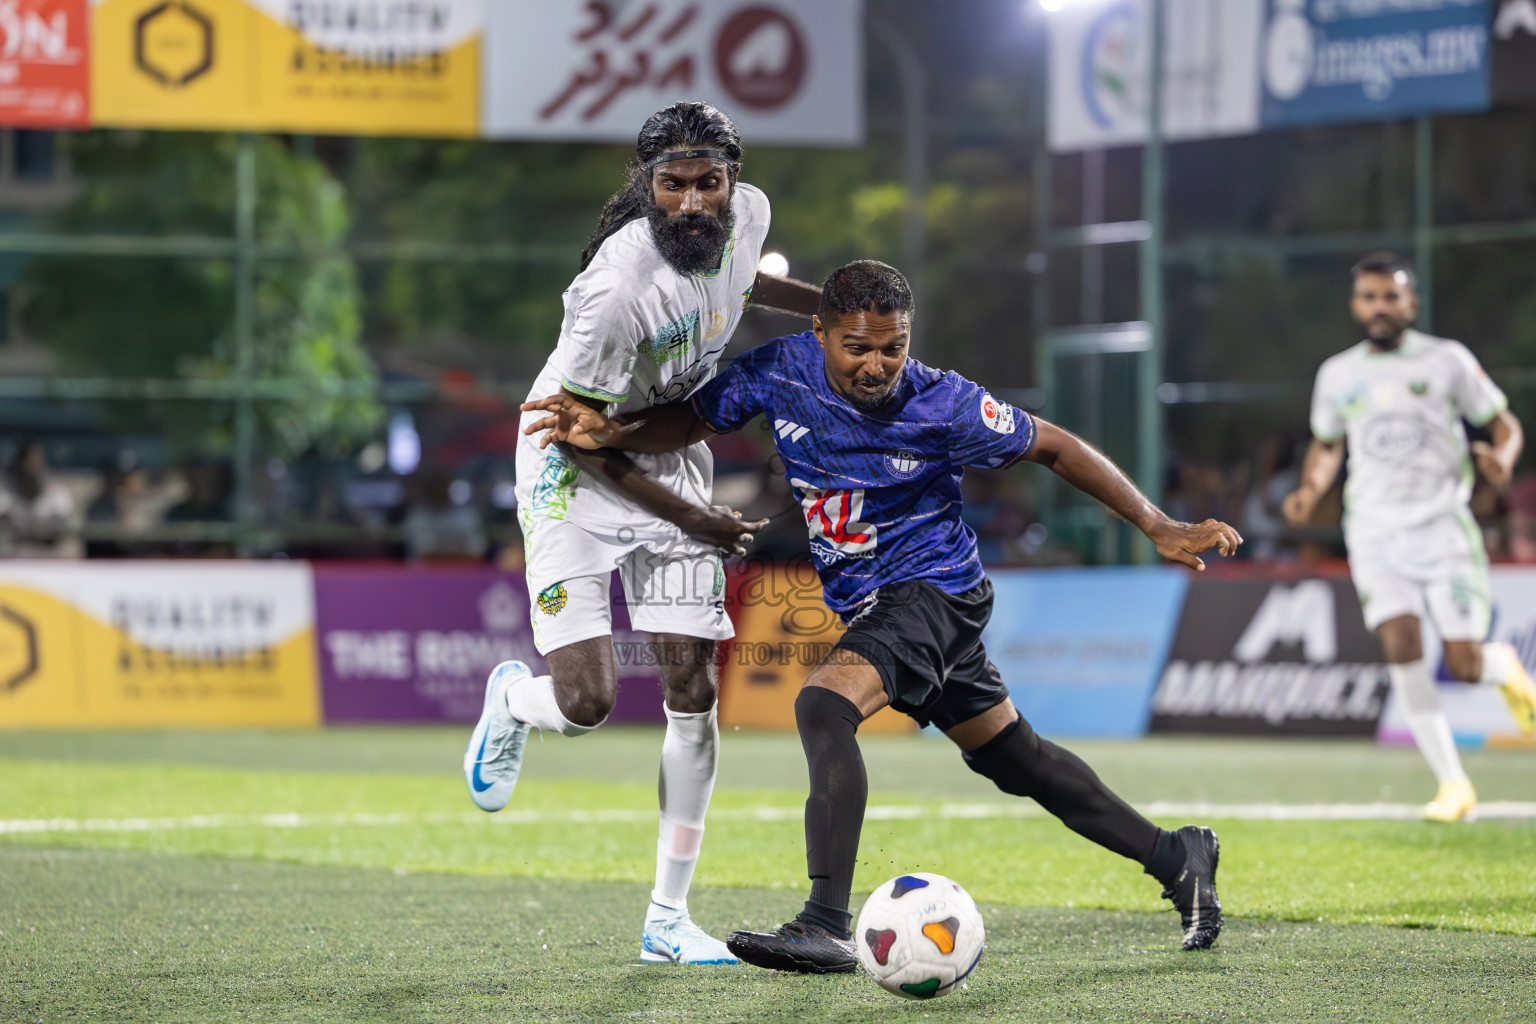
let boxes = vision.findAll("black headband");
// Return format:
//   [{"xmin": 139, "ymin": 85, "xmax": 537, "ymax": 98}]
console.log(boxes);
[{"xmin": 644, "ymin": 148, "xmax": 734, "ymax": 169}]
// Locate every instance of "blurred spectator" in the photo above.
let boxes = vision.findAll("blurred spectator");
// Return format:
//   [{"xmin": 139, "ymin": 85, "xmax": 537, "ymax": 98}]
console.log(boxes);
[
  {"xmin": 1241, "ymin": 436, "xmax": 1302, "ymax": 561},
  {"xmin": 86, "ymin": 454, "xmax": 186, "ymax": 558},
  {"xmin": 962, "ymin": 470, "xmax": 1028, "ymax": 564},
  {"xmin": 165, "ymin": 460, "xmax": 235, "ymax": 558},
  {"xmin": 166, "ymin": 460, "xmax": 234, "ymax": 523},
  {"xmin": 1507, "ymin": 475, "xmax": 1536, "ymax": 563},
  {"xmin": 1164, "ymin": 457, "xmax": 1231, "ymax": 528},
  {"xmin": 0, "ymin": 440, "xmax": 82, "ymax": 558},
  {"xmin": 403, "ymin": 471, "xmax": 487, "ymax": 562}
]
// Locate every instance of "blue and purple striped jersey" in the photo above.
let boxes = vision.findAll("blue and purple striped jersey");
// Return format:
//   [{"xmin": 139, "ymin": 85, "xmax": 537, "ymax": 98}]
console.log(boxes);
[{"xmin": 690, "ymin": 330, "xmax": 1035, "ymax": 616}]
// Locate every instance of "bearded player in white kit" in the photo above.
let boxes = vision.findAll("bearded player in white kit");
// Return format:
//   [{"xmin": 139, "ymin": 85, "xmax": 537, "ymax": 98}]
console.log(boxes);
[
  {"xmin": 1286, "ymin": 254, "xmax": 1536, "ymax": 822},
  {"xmin": 461, "ymin": 102, "xmax": 821, "ymax": 962}
]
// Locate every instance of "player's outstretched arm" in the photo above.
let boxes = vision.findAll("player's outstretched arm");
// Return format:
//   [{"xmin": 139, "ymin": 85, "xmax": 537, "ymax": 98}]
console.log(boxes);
[
  {"xmin": 521, "ymin": 392, "xmax": 714, "ymax": 454},
  {"xmin": 749, "ymin": 272, "xmax": 822, "ymax": 317},
  {"xmin": 1023, "ymin": 417, "xmax": 1242, "ymax": 571},
  {"xmin": 521, "ymin": 390, "xmax": 766, "ymax": 555},
  {"xmin": 1282, "ymin": 437, "xmax": 1344, "ymax": 525}
]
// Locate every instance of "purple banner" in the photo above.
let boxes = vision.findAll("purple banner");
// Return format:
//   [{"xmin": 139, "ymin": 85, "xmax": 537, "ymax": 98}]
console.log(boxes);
[{"xmin": 315, "ymin": 566, "xmax": 665, "ymax": 724}]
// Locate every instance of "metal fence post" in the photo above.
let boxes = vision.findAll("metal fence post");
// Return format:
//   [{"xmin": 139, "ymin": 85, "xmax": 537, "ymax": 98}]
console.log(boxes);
[
  {"xmin": 869, "ymin": 15, "xmax": 926, "ymax": 348},
  {"xmin": 1136, "ymin": 0, "xmax": 1168, "ymax": 561},
  {"xmin": 233, "ymin": 133, "xmax": 257, "ymax": 553},
  {"xmin": 1414, "ymin": 116, "xmax": 1435, "ymax": 332}
]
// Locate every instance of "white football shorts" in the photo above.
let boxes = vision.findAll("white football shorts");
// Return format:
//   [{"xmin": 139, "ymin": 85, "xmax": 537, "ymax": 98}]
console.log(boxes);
[
  {"xmin": 1346, "ymin": 509, "xmax": 1491, "ymax": 641},
  {"xmin": 519, "ymin": 511, "xmax": 732, "ymax": 656}
]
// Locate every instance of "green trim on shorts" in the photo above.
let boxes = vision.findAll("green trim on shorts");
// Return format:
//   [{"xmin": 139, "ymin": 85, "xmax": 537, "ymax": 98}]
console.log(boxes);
[{"xmin": 1451, "ymin": 504, "xmax": 1492, "ymax": 638}]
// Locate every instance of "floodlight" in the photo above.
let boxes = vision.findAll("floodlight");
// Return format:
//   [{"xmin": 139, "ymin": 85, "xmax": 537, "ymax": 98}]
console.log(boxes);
[{"xmin": 758, "ymin": 251, "xmax": 790, "ymax": 277}]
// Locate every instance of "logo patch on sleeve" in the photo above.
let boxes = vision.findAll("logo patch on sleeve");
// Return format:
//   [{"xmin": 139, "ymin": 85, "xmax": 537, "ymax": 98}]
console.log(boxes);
[{"xmin": 980, "ymin": 393, "xmax": 1015, "ymax": 435}]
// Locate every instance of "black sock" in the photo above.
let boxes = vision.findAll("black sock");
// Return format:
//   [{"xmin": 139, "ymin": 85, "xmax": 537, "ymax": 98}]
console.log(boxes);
[
  {"xmin": 962, "ymin": 715, "xmax": 1160, "ymax": 865},
  {"xmin": 795, "ymin": 686, "xmax": 866, "ymax": 940},
  {"xmin": 1143, "ymin": 828, "xmax": 1188, "ymax": 888}
]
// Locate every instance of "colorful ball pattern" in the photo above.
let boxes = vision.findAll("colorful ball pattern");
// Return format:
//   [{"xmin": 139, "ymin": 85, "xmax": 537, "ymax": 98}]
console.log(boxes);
[{"xmin": 855, "ymin": 872, "xmax": 985, "ymax": 999}]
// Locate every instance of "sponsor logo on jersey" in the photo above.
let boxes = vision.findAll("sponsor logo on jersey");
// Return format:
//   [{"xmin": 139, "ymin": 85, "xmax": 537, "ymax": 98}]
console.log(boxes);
[
  {"xmin": 791, "ymin": 480, "xmax": 878, "ymax": 558},
  {"xmin": 1409, "ymin": 380, "xmax": 1429, "ymax": 396},
  {"xmin": 536, "ymin": 583, "xmax": 568, "ymax": 616},
  {"xmin": 644, "ymin": 357, "xmax": 718, "ymax": 406},
  {"xmin": 884, "ymin": 450, "xmax": 924, "ymax": 480},
  {"xmin": 639, "ymin": 308, "xmax": 700, "ymax": 366},
  {"xmin": 1359, "ymin": 413, "xmax": 1430, "ymax": 465},
  {"xmin": 980, "ymin": 393, "xmax": 1015, "ymax": 435}
]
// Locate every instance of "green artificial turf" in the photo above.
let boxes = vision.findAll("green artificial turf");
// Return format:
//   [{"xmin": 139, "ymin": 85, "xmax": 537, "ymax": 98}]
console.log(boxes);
[
  {"xmin": 4, "ymin": 848, "xmax": 1534, "ymax": 1023},
  {"xmin": 2, "ymin": 728, "xmax": 1533, "ymax": 1021}
]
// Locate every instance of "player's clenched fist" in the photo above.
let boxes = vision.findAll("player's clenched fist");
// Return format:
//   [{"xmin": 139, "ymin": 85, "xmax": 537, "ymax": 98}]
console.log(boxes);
[
  {"xmin": 1148, "ymin": 518, "xmax": 1243, "ymax": 572},
  {"xmin": 520, "ymin": 394, "xmax": 632, "ymax": 450}
]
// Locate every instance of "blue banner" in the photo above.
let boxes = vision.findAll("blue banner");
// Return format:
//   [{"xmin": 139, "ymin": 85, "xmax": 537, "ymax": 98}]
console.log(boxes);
[
  {"xmin": 1261, "ymin": 0, "xmax": 1491, "ymax": 128},
  {"xmin": 981, "ymin": 568, "xmax": 1188, "ymax": 738}
]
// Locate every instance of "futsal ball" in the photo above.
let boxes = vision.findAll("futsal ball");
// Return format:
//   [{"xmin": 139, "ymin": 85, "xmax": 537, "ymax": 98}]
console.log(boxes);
[{"xmin": 855, "ymin": 872, "xmax": 984, "ymax": 999}]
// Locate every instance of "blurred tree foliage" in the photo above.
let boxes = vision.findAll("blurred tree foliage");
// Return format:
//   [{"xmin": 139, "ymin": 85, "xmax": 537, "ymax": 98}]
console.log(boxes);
[
  {"xmin": 341, "ymin": 0, "xmax": 1039, "ymax": 385},
  {"xmin": 22, "ymin": 132, "xmax": 380, "ymax": 458},
  {"xmin": 344, "ymin": 137, "xmax": 1035, "ymax": 384}
]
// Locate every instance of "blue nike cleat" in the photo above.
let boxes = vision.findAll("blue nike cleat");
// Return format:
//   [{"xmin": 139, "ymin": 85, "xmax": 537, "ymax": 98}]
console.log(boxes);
[
  {"xmin": 640, "ymin": 903, "xmax": 739, "ymax": 965},
  {"xmin": 463, "ymin": 660, "xmax": 532, "ymax": 812}
]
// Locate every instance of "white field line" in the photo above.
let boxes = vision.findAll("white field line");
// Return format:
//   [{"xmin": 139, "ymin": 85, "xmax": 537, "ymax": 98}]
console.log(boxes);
[{"xmin": 3, "ymin": 801, "xmax": 1535, "ymax": 836}]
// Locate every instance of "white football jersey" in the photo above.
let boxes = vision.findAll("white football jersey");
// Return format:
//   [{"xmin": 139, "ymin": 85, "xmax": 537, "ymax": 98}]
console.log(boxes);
[
  {"xmin": 518, "ymin": 182, "xmax": 771, "ymax": 531},
  {"xmin": 1309, "ymin": 329, "xmax": 1507, "ymax": 537}
]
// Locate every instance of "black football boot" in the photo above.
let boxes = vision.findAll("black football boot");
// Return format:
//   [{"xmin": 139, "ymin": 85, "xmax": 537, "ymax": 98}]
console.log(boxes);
[
  {"xmin": 1163, "ymin": 824, "xmax": 1223, "ymax": 950},
  {"xmin": 726, "ymin": 915, "xmax": 858, "ymax": 974}
]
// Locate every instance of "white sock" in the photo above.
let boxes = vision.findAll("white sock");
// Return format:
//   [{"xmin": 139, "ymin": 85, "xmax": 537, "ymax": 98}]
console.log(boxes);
[
  {"xmin": 1478, "ymin": 642, "xmax": 1522, "ymax": 686},
  {"xmin": 503, "ymin": 674, "xmax": 603, "ymax": 737},
  {"xmin": 1389, "ymin": 660, "xmax": 1468, "ymax": 785},
  {"xmin": 651, "ymin": 701, "xmax": 719, "ymax": 910}
]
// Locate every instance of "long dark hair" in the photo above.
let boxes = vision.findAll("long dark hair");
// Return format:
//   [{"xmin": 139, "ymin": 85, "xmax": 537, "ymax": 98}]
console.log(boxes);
[{"xmin": 579, "ymin": 101, "xmax": 743, "ymax": 271}]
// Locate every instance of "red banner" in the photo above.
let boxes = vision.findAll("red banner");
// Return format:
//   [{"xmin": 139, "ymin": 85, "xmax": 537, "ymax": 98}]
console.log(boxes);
[{"xmin": 0, "ymin": 0, "xmax": 89, "ymax": 128}]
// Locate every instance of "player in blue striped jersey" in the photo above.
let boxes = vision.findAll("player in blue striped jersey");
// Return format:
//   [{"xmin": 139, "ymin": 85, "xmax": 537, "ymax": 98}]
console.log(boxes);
[{"xmin": 523, "ymin": 260, "xmax": 1242, "ymax": 970}]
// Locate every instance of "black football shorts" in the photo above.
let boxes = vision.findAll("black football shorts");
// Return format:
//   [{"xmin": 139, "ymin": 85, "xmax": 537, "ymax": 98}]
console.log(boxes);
[{"xmin": 831, "ymin": 578, "xmax": 1010, "ymax": 732}]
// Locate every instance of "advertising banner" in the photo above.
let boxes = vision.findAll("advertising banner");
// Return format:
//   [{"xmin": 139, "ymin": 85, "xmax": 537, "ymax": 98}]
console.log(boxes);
[
  {"xmin": 1259, "ymin": 0, "xmax": 1491, "ymax": 128},
  {"xmin": 1149, "ymin": 574, "xmax": 1391, "ymax": 736},
  {"xmin": 89, "ymin": 0, "xmax": 482, "ymax": 136},
  {"xmin": 483, "ymin": 0, "xmax": 863, "ymax": 145},
  {"xmin": 0, "ymin": 561, "xmax": 320, "ymax": 728},
  {"xmin": 314, "ymin": 566, "xmax": 667, "ymax": 724},
  {"xmin": 0, "ymin": 0, "xmax": 90, "ymax": 128},
  {"xmin": 1376, "ymin": 565, "xmax": 1536, "ymax": 749},
  {"xmin": 1491, "ymin": 0, "xmax": 1536, "ymax": 104},
  {"xmin": 984, "ymin": 567, "xmax": 1187, "ymax": 738},
  {"xmin": 718, "ymin": 562, "xmax": 912, "ymax": 733},
  {"xmin": 1047, "ymin": 0, "xmax": 1265, "ymax": 152}
]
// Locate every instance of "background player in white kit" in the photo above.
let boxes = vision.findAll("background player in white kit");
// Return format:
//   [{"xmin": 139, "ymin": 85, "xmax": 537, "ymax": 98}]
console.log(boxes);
[
  {"xmin": 1286, "ymin": 254, "xmax": 1536, "ymax": 822},
  {"xmin": 462, "ymin": 102, "xmax": 821, "ymax": 962}
]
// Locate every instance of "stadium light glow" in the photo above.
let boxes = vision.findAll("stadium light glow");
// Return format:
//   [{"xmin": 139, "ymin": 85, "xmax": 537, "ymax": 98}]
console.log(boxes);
[
  {"xmin": 387, "ymin": 411, "xmax": 421, "ymax": 476},
  {"xmin": 757, "ymin": 251, "xmax": 790, "ymax": 278}
]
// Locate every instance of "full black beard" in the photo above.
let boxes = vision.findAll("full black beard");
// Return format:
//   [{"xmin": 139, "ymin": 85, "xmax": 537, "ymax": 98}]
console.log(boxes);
[{"xmin": 648, "ymin": 199, "xmax": 735, "ymax": 275}]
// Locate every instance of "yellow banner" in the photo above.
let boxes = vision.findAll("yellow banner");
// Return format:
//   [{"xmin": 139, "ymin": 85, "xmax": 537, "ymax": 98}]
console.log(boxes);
[
  {"xmin": 0, "ymin": 563, "xmax": 320, "ymax": 728},
  {"xmin": 90, "ymin": 0, "xmax": 480, "ymax": 136},
  {"xmin": 720, "ymin": 564, "xmax": 913, "ymax": 734}
]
